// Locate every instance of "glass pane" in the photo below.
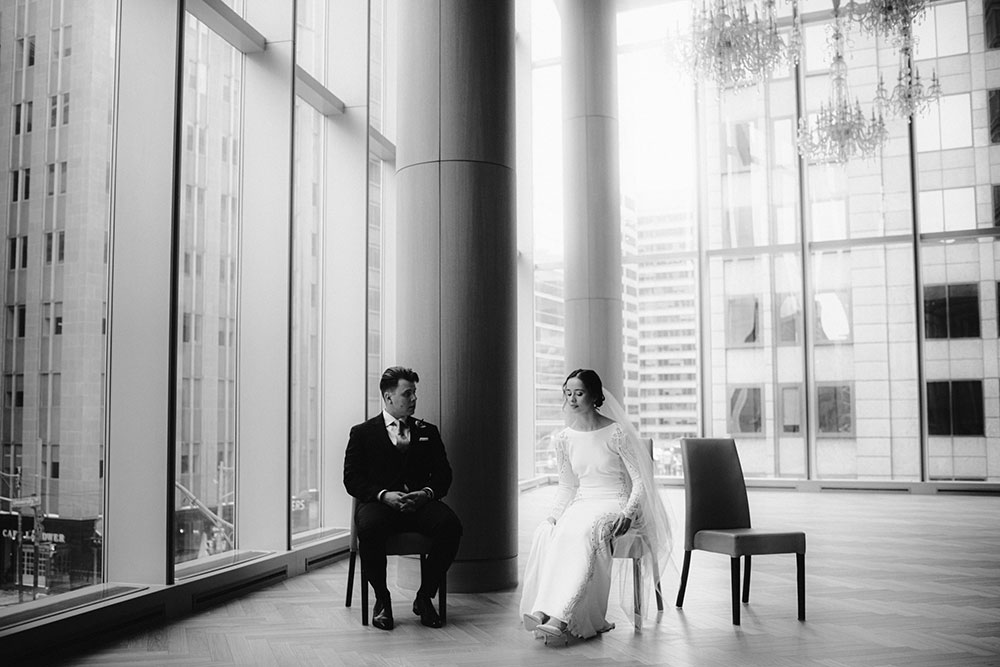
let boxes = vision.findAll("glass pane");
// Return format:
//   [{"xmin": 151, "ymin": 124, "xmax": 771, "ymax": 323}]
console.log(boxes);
[
  {"xmin": 291, "ymin": 99, "xmax": 324, "ymax": 538},
  {"xmin": 951, "ymin": 380, "xmax": 984, "ymax": 436},
  {"xmin": 174, "ymin": 15, "xmax": 243, "ymax": 568},
  {"xmin": 295, "ymin": 0, "xmax": 328, "ymax": 84},
  {"xmin": 926, "ymin": 381, "xmax": 951, "ymax": 436},
  {"xmin": 923, "ymin": 284, "xmax": 947, "ymax": 338},
  {"xmin": 1, "ymin": 0, "xmax": 114, "ymax": 606},
  {"xmin": 729, "ymin": 387, "xmax": 761, "ymax": 434},
  {"xmin": 947, "ymin": 283, "xmax": 980, "ymax": 338}
]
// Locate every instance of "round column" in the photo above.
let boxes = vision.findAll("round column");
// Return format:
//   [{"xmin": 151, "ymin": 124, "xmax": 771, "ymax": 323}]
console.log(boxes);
[
  {"xmin": 561, "ymin": 0, "xmax": 624, "ymax": 398},
  {"xmin": 395, "ymin": 0, "xmax": 518, "ymax": 592}
]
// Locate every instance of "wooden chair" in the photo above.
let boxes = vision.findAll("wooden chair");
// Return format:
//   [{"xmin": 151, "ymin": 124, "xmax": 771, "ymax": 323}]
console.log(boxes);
[
  {"xmin": 344, "ymin": 498, "xmax": 447, "ymax": 626},
  {"xmin": 674, "ymin": 438, "xmax": 805, "ymax": 625},
  {"xmin": 612, "ymin": 438, "xmax": 664, "ymax": 630}
]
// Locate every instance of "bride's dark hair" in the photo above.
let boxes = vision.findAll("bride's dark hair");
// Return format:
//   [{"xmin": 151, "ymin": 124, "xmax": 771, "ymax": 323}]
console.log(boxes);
[{"xmin": 563, "ymin": 368, "xmax": 605, "ymax": 408}]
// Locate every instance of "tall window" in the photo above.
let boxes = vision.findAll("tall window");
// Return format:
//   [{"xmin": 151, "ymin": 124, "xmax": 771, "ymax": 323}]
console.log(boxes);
[
  {"xmin": 290, "ymin": 96, "xmax": 325, "ymax": 539},
  {"xmin": 1, "ymin": 0, "xmax": 114, "ymax": 610},
  {"xmin": 174, "ymin": 15, "xmax": 243, "ymax": 568}
]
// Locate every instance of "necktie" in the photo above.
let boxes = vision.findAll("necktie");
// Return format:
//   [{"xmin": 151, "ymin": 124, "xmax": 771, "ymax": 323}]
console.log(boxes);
[{"xmin": 395, "ymin": 419, "xmax": 410, "ymax": 450}]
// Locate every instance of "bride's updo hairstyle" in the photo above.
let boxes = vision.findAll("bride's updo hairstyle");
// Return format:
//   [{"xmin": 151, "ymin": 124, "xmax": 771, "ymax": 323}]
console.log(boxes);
[{"xmin": 563, "ymin": 368, "xmax": 605, "ymax": 409}]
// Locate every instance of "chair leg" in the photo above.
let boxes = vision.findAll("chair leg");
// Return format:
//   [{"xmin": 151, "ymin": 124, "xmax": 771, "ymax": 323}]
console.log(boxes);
[
  {"xmin": 797, "ymin": 553, "xmax": 806, "ymax": 621},
  {"xmin": 632, "ymin": 558, "xmax": 643, "ymax": 630},
  {"xmin": 675, "ymin": 550, "xmax": 692, "ymax": 607},
  {"xmin": 439, "ymin": 572, "xmax": 447, "ymax": 625},
  {"xmin": 730, "ymin": 557, "xmax": 740, "ymax": 625},
  {"xmin": 360, "ymin": 563, "xmax": 369, "ymax": 626},
  {"xmin": 742, "ymin": 554, "xmax": 751, "ymax": 604},
  {"xmin": 345, "ymin": 550, "xmax": 357, "ymax": 607}
]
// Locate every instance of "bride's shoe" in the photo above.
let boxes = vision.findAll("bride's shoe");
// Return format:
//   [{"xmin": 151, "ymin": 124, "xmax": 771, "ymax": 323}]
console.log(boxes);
[
  {"xmin": 536, "ymin": 622, "xmax": 569, "ymax": 646},
  {"xmin": 522, "ymin": 613, "xmax": 544, "ymax": 631}
]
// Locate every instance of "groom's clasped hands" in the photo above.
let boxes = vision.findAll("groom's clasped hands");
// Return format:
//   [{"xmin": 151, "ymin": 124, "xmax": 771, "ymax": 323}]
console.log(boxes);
[{"xmin": 382, "ymin": 489, "xmax": 432, "ymax": 513}]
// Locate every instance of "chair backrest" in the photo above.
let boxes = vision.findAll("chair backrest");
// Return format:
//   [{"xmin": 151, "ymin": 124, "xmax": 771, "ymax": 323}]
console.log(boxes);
[{"xmin": 679, "ymin": 438, "xmax": 751, "ymax": 551}]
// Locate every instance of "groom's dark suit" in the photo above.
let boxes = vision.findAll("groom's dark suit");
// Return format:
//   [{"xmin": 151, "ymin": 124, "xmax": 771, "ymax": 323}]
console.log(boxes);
[{"xmin": 343, "ymin": 414, "xmax": 462, "ymax": 609}]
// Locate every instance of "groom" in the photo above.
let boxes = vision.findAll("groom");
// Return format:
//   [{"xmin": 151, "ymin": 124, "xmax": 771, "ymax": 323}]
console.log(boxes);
[{"xmin": 343, "ymin": 366, "xmax": 463, "ymax": 631}]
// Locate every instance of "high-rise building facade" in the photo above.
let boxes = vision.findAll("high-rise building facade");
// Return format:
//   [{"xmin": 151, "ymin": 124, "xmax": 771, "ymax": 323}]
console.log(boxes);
[{"xmin": 1, "ymin": 0, "xmax": 114, "ymax": 600}]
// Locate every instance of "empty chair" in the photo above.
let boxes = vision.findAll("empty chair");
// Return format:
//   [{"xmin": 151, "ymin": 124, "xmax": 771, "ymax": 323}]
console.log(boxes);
[
  {"xmin": 675, "ymin": 438, "xmax": 805, "ymax": 625},
  {"xmin": 345, "ymin": 498, "xmax": 447, "ymax": 626}
]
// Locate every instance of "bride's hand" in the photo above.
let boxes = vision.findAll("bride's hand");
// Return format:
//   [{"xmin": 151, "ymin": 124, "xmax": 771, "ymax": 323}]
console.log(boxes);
[
  {"xmin": 611, "ymin": 513, "xmax": 632, "ymax": 537},
  {"xmin": 546, "ymin": 516, "xmax": 557, "ymax": 525}
]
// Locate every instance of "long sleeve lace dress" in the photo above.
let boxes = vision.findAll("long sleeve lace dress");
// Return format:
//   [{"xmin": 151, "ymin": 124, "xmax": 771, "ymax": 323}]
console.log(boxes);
[{"xmin": 519, "ymin": 422, "xmax": 645, "ymax": 639}]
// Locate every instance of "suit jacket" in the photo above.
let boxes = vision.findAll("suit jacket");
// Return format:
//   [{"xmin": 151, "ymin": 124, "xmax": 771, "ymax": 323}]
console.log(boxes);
[{"xmin": 343, "ymin": 415, "xmax": 454, "ymax": 503}]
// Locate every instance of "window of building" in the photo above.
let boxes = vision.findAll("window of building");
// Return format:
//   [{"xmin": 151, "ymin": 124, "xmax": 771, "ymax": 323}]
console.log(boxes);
[
  {"xmin": 993, "ymin": 185, "xmax": 1000, "ymax": 225},
  {"xmin": 924, "ymin": 283, "xmax": 980, "ymax": 338},
  {"xmin": 779, "ymin": 384, "xmax": 802, "ymax": 434},
  {"xmin": 14, "ymin": 102, "xmax": 32, "ymax": 135},
  {"xmin": 16, "ymin": 36, "xmax": 36, "ymax": 70},
  {"xmin": 11, "ymin": 168, "xmax": 31, "ymax": 202},
  {"xmin": 726, "ymin": 295, "xmax": 760, "ymax": 346},
  {"xmin": 723, "ymin": 205, "xmax": 756, "ymax": 248},
  {"xmin": 8, "ymin": 236, "xmax": 28, "ymax": 270},
  {"xmin": 721, "ymin": 121, "xmax": 759, "ymax": 173},
  {"xmin": 814, "ymin": 290, "xmax": 851, "ymax": 343},
  {"xmin": 816, "ymin": 383, "xmax": 853, "ymax": 435},
  {"xmin": 986, "ymin": 0, "xmax": 1000, "ymax": 49},
  {"xmin": 776, "ymin": 293, "xmax": 802, "ymax": 344},
  {"xmin": 919, "ymin": 187, "xmax": 976, "ymax": 233},
  {"xmin": 919, "ymin": 93, "xmax": 973, "ymax": 150},
  {"xmin": 927, "ymin": 380, "xmax": 985, "ymax": 435},
  {"xmin": 913, "ymin": 2, "xmax": 968, "ymax": 58},
  {"xmin": 989, "ymin": 90, "xmax": 1000, "ymax": 144},
  {"xmin": 728, "ymin": 385, "xmax": 763, "ymax": 434}
]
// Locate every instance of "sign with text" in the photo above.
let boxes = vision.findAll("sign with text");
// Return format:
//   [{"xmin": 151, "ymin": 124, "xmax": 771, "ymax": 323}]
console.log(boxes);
[{"xmin": 10, "ymin": 496, "xmax": 40, "ymax": 510}]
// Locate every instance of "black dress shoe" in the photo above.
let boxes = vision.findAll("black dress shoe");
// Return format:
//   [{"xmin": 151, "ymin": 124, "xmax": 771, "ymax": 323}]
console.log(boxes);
[
  {"xmin": 372, "ymin": 597, "xmax": 394, "ymax": 631},
  {"xmin": 412, "ymin": 595, "xmax": 443, "ymax": 628}
]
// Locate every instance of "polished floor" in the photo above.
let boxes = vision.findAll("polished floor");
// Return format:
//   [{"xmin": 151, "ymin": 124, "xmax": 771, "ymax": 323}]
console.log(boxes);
[{"xmin": 47, "ymin": 486, "xmax": 1000, "ymax": 666}]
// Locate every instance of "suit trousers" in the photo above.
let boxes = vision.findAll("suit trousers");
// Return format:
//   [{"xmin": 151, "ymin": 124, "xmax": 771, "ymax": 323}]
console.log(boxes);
[{"xmin": 355, "ymin": 499, "xmax": 463, "ymax": 601}]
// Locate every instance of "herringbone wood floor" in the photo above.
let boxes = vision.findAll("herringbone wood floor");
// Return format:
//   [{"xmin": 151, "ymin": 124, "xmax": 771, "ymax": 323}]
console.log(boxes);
[{"xmin": 46, "ymin": 487, "xmax": 1000, "ymax": 666}]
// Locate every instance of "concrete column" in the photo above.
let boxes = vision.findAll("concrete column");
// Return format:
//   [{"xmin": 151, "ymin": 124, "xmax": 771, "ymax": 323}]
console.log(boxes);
[
  {"xmin": 395, "ymin": 1, "xmax": 518, "ymax": 592},
  {"xmin": 561, "ymin": 0, "xmax": 623, "ymax": 398}
]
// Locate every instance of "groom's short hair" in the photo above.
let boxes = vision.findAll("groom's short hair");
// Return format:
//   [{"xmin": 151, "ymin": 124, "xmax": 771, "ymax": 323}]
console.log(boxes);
[{"xmin": 379, "ymin": 366, "xmax": 420, "ymax": 394}]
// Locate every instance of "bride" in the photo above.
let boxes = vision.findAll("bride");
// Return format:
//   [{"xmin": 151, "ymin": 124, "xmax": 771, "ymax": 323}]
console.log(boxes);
[{"xmin": 519, "ymin": 369, "xmax": 673, "ymax": 644}]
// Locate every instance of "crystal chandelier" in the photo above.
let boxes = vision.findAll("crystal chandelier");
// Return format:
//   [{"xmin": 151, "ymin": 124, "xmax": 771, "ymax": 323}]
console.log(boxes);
[
  {"xmin": 847, "ymin": 0, "xmax": 941, "ymax": 119},
  {"xmin": 845, "ymin": 0, "xmax": 928, "ymax": 45},
  {"xmin": 686, "ymin": 0, "xmax": 801, "ymax": 90},
  {"xmin": 873, "ymin": 43, "xmax": 942, "ymax": 119},
  {"xmin": 796, "ymin": 6, "xmax": 887, "ymax": 164}
]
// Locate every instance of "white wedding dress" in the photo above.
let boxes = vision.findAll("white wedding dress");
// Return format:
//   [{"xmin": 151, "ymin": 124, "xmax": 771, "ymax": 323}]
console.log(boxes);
[{"xmin": 520, "ymin": 422, "xmax": 645, "ymax": 639}]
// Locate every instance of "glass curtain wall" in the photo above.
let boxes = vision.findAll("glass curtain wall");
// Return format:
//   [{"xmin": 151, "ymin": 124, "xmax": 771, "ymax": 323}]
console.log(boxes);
[
  {"xmin": 173, "ymin": 13, "xmax": 243, "ymax": 567},
  {"xmin": 526, "ymin": 0, "xmax": 999, "ymax": 484},
  {"xmin": 915, "ymin": 1, "xmax": 999, "ymax": 481},
  {"xmin": 1, "ymin": 0, "xmax": 115, "ymax": 606},
  {"xmin": 291, "ymin": 0, "xmax": 327, "ymax": 540},
  {"xmin": 367, "ymin": 0, "xmax": 389, "ymax": 416}
]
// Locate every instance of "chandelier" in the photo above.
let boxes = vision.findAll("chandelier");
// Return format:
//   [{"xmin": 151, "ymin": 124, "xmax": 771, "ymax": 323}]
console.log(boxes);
[
  {"xmin": 686, "ymin": 0, "xmax": 801, "ymax": 90},
  {"xmin": 847, "ymin": 0, "xmax": 941, "ymax": 119},
  {"xmin": 873, "ymin": 44, "xmax": 942, "ymax": 119},
  {"xmin": 796, "ymin": 6, "xmax": 887, "ymax": 164},
  {"xmin": 845, "ymin": 0, "xmax": 928, "ymax": 45}
]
